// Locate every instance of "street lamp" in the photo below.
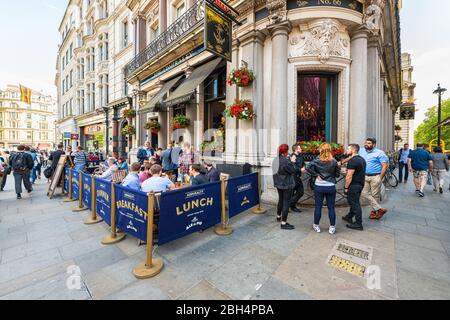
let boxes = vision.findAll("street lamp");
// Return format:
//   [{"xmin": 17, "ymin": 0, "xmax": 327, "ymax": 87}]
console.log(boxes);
[{"xmin": 433, "ymin": 84, "xmax": 447, "ymax": 147}]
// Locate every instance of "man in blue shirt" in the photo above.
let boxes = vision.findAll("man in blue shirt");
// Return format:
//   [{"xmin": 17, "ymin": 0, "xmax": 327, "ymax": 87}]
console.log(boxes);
[
  {"xmin": 408, "ymin": 143, "xmax": 433, "ymax": 197},
  {"xmin": 121, "ymin": 162, "xmax": 141, "ymax": 191},
  {"xmin": 359, "ymin": 138, "xmax": 389, "ymax": 220},
  {"xmin": 397, "ymin": 143, "xmax": 410, "ymax": 183},
  {"xmin": 141, "ymin": 164, "xmax": 175, "ymax": 193}
]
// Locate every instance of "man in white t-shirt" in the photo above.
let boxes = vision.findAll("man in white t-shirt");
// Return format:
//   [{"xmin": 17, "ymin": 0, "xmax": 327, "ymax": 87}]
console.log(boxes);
[{"xmin": 141, "ymin": 164, "xmax": 175, "ymax": 193}]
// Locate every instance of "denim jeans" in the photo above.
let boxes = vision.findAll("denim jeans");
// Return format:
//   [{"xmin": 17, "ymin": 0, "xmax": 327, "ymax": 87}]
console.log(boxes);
[
  {"xmin": 314, "ymin": 185, "xmax": 337, "ymax": 226},
  {"xmin": 30, "ymin": 167, "xmax": 37, "ymax": 184},
  {"xmin": 74, "ymin": 164, "xmax": 85, "ymax": 172},
  {"xmin": 398, "ymin": 161, "xmax": 409, "ymax": 182}
]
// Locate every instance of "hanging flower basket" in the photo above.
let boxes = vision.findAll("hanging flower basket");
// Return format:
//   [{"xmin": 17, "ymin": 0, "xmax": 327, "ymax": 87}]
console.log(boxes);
[
  {"xmin": 172, "ymin": 115, "xmax": 191, "ymax": 130},
  {"xmin": 122, "ymin": 108, "xmax": 136, "ymax": 119},
  {"xmin": 225, "ymin": 99, "xmax": 256, "ymax": 120},
  {"xmin": 144, "ymin": 120, "xmax": 161, "ymax": 134},
  {"xmin": 298, "ymin": 139, "xmax": 345, "ymax": 161},
  {"xmin": 227, "ymin": 66, "xmax": 255, "ymax": 87},
  {"xmin": 121, "ymin": 125, "xmax": 136, "ymax": 136}
]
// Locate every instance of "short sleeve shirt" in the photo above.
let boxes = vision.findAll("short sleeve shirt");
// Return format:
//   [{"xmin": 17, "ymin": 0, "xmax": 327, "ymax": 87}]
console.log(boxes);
[
  {"xmin": 141, "ymin": 176, "xmax": 173, "ymax": 193},
  {"xmin": 359, "ymin": 148, "xmax": 388, "ymax": 175},
  {"xmin": 408, "ymin": 149, "xmax": 432, "ymax": 171},
  {"xmin": 347, "ymin": 155, "xmax": 366, "ymax": 187}
]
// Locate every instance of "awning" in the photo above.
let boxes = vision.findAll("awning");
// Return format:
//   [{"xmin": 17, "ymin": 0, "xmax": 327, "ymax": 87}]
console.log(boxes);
[
  {"xmin": 164, "ymin": 58, "xmax": 222, "ymax": 107},
  {"xmin": 141, "ymin": 75, "xmax": 184, "ymax": 113}
]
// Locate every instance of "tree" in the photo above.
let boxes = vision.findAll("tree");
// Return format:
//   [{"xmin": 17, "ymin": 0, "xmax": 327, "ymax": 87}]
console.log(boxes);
[{"xmin": 415, "ymin": 98, "xmax": 450, "ymax": 149}]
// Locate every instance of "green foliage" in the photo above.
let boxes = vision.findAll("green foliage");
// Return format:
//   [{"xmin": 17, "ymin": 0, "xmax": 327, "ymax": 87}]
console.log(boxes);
[{"xmin": 414, "ymin": 99, "xmax": 450, "ymax": 149}]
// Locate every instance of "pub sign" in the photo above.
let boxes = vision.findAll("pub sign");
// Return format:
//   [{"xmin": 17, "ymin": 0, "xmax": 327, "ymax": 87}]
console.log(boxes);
[{"xmin": 204, "ymin": 0, "xmax": 232, "ymax": 62}]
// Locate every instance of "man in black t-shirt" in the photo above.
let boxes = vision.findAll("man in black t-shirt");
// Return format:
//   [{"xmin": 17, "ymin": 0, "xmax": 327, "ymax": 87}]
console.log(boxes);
[{"xmin": 342, "ymin": 144, "xmax": 367, "ymax": 231}]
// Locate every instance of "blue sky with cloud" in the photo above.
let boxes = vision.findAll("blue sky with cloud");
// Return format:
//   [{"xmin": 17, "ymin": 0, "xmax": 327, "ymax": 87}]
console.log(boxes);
[{"xmin": 0, "ymin": 0, "xmax": 449, "ymax": 129}]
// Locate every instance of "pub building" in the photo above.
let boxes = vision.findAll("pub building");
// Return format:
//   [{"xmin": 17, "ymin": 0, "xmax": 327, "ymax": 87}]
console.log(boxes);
[{"xmin": 125, "ymin": 0, "xmax": 402, "ymax": 202}]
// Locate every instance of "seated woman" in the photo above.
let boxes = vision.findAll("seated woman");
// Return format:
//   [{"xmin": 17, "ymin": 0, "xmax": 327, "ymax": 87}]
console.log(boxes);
[
  {"xmin": 139, "ymin": 163, "xmax": 152, "ymax": 184},
  {"xmin": 117, "ymin": 157, "xmax": 129, "ymax": 172},
  {"xmin": 98, "ymin": 158, "xmax": 118, "ymax": 181}
]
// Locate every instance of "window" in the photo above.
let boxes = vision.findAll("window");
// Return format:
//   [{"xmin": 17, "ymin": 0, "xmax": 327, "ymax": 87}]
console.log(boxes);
[
  {"xmin": 69, "ymin": 43, "xmax": 73, "ymax": 60},
  {"xmin": 11, "ymin": 131, "xmax": 18, "ymax": 140},
  {"xmin": 149, "ymin": 22, "xmax": 160, "ymax": 42},
  {"xmin": 122, "ymin": 20, "xmax": 129, "ymax": 48},
  {"xmin": 26, "ymin": 113, "xmax": 32, "ymax": 120},
  {"xmin": 27, "ymin": 122, "xmax": 32, "ymax": 129},
  {"xmin": 40, "ymin": 132, "xmax": 49, "ymax": 140},
  {"xmin": 27, "ymin": 131, "xmax": 32, "ymax": 140},
  {"xmin": 40, "ymin": 122, "xmax": 48, "ymax": 130},
  {"xmin": 176, "ymin": 3, "xmax": 185, "ymax": 19}
]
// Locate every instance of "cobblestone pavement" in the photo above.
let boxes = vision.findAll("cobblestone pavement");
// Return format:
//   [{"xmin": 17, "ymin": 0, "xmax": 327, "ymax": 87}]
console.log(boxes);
[{"xmin": 0, "ymin": 174, "xmax": 449, "ymax": 300}]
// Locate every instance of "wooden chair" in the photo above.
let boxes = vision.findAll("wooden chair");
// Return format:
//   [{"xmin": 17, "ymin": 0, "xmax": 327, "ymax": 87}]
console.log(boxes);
[{"xmin": 112, "ymin": 170, "xmax": 127, "ymax": 184}]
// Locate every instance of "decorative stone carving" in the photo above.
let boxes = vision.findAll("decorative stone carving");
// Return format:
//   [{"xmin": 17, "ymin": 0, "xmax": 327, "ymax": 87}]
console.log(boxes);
[
  {"xmin": 289, "ymin": 19, "xmax": 350, "ymax": 63},
  {"xmin": 364, "ymin": 0, "xmax": 386, "ymax": 32},
  {"xmin": 267, "ymin": 0, "xmax": 287, "ymax": 23}
]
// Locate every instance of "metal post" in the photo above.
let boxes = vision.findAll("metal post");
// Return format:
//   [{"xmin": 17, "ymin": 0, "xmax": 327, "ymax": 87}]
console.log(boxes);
[
  {"xmin": 252, "ymin": 171, "xmax": 267, "ymax": 214},
  {"xmin": 101, "ymin": 182, "xmax": 126, "ymax": 245},
  {"xmin": 133, "ymin": 192, "xmax": 164, "ymax": 279},
  {"xmin": 438, "ymin": 90, "xmax": 442, "ymax": 147},
  {"xmin": 73, "ymin": 172, "xmax": 88, "ymax": 212},
  {"xmin": 64, "ymin": 169, "xmax": 75, "ymax": 202},
  {"xmin": 85, "ymin": 175, "xmax": 103, "ymax": 225},
  {"xmin": 214, "ymin": 178, "xmax": 233, "ymax": 236}
]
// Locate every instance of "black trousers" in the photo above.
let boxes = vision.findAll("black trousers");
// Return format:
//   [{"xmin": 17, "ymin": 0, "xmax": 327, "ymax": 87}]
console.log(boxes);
[
  {"xmin": 0, "ymin": 173, "xmax": 7, "ymax": 190},
  {"xmin": 13, "ymin": 171, "xmax": 32, "ymax": 195},
  {"xmin": 347, "ymin": 185, "xmax": 363, "ymax": 226},
  {"xmin": 290, "ymin": 181, "xmax": 304, "ymax": 208},
  {"xmin": 277, "ymin": 188, "xmax": 293, "ymax": 223}
]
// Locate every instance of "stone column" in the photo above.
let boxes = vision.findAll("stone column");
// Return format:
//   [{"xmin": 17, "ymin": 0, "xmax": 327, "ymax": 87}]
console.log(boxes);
[
  {"xmin": 268, "ymin": 22, "xmax": 291, "ymax": 156},
  {"xmin": 134, "ymin": 13, "xmax": 147, "ymax": 55},
  {"xmin": 159, "ymin": 0, "xmax": 167, "ymax": 32},
  {"xmin": 367, "ymin": 36, "xmax": 380, "ymax": 139},
  {"xmin": 349, "ymin": 27, "xmax": 369, "ymax": 145},
  {"xmin": 223, "ymin": 39, "xmax": 240, "ymax": 163},
  {"xmin": 187, "ymin": 0, "xmax": 195, "ymax": 8}
]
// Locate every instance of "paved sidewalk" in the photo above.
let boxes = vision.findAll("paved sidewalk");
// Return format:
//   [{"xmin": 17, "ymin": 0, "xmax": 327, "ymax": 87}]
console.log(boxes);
[{"xmin": 0, "ymin": 175, "xmax": 449, "ymax": 300}]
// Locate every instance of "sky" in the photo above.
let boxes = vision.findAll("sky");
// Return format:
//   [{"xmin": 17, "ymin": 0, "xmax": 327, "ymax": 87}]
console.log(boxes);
[{"xmin": 0, "ymin": 0, "xmax": 449, "ymax": 129}]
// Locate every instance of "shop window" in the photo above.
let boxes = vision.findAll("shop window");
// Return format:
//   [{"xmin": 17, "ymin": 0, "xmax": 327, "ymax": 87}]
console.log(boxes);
[{"xmin": 297, "ymin": 74, "xmax": 338, "ymax": 143}]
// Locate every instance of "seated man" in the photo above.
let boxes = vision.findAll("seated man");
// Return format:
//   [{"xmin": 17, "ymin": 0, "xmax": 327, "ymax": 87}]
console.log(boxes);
[
  {"xmin": 99, "ymin": 158, "xmax": 118, "ymax": 181},
  {"xmin": 141, "ymin": 164, "xmax": 175, "ymax": 193},
  {"xmin": 187, "ymin": 164, "xmax": 209, "ymax": 186},
  {"xmin": 203, "ymin": 161, "xmax": 220, "ymax": 182},
  {"xmin": 121, "ymin": 162, "xmax": 141, "ymax": 191}
]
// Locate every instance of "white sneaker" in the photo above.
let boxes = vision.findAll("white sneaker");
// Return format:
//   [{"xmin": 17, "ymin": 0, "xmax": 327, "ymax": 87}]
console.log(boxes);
[
  {"xmin": 313, "ymin": 224, "xmax": 321, "ymax": 233},
  {"xmin": 329, "ymin": 226, "xmax": 336, "ymax": 235}
]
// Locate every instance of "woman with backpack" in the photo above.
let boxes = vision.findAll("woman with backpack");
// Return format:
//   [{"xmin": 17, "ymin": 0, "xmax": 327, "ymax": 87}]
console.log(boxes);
[{"xmin": 305, "ymin": 143, "xmax": 341, "ymax": 235}]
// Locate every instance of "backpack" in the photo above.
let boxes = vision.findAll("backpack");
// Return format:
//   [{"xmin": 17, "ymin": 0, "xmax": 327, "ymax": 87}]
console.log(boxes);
[
  {"xmin": 44, "ymin": 166, "xmax": 54, "ymax": 179},
  {"xmin": 12, "ymin": 153, "xmax": 27, "ymax": 172}
]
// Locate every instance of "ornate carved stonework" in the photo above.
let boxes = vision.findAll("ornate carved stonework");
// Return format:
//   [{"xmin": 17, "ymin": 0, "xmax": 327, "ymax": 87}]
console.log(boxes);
[
  {"xmin": 364, "ymin": 0, "xmax": 386, "ymax": 32},
  {"xmin": 267, "ymin": 0, "xmax": 287, "ymax": 23},
  {"xmin": 289, "ymin": 19, "xmax": 350, "ymax": 63}
]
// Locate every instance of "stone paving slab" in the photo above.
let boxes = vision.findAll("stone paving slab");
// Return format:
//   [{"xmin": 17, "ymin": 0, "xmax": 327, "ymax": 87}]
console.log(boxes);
[{"xmin": 1, "ymin": 175, "xmax": 450, "ymax": 300}]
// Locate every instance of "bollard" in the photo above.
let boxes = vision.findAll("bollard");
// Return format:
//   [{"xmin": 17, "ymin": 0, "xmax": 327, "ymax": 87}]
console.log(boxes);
[
  {"xmin": 133, "ymin": 192, "xmax": 164, "ymax": 279},
  {"xmin": 64, "ymin": 168, "xmax": 76, "ymax": 202},
  {"xmin": 73, "ymin": 172, "xmax": 88, "ymax": 212},
  {"xmin": 101, "ymin": 183, "xmax": 126, "ymax": 245},
  {"xmin": 85, "ymin": 175, "xmax": 103, "ymax": 225},
  {"xmin": 214, "ymin": 178, "xmax": 233, "ymax": 236},
  {"xmin": 252, "ymin": 171, "xmax": 267, "ymax": 215}
]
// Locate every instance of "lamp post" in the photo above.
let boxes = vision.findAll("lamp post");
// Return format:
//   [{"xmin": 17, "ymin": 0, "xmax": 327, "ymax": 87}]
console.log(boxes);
[{"xmin": 433, "ymin": 84, "xmax": 447, "ymax": 147}]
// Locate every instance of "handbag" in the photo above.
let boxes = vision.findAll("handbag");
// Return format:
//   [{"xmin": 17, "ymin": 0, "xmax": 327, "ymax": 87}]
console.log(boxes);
[{"xmin": 44, "ymin": 166, "xmax": 54, "ymax": 179}]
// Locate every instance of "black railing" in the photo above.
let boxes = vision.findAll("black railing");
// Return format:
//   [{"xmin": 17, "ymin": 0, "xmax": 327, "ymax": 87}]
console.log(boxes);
[{"xmin": 124, "ymin": 0, "xmax": 205, "ymax": 79}]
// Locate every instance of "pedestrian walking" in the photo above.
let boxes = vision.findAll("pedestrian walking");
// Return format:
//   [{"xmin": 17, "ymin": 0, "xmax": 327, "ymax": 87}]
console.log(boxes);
[
  {"xmin": 342, "ymin": 144, "xmax": 367, "ymax": 231},
  {"xmin": 273, "ymin": 144, "xmax": 297, "ymax": 230},
  {"xmin": 359, "ymin": 138, "xmax": 389, "ymax": 220},
  {"xmin": 0, "ymin": 151, "xmax": 10, "ymax": 191},
  {"xmin": 10, "ymin": 145, "xmax": 34, "ymax": 199},
  {"xmin": 407, "ymin": 143, "xmax": 433, "ymax": 198},
  {"xmin": 73, "ymin": 146, "xmax": 88, "ymax": 172},
  {"xmin": 306, "ymin": 143, "xmax": 341, "ymax": 235},
  {"xmin": 289, "ymin": 143, "xmax": 305, "ymax": 213},
  {"xmin": 397, "ymin": 143, "xmax": 410, "ymax": 183},
  {"xmin": 431, "ymin": 146, "xmax": 448, "ymax": 194}
]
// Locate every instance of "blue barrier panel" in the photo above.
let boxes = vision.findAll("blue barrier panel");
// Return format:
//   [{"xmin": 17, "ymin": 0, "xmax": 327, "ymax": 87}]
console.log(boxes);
[
  {"xmin": 95, "ymin": 178, "xmax": 112, "ymax": 226},
  {"xmin": 64, "ymin": 167, "xmax": 69, "ymax": 193},
  {"xmin": 227, "ymin": 173, "xmax": 259, "ymax": 218},
  {"xmin": 115, "ymin": 184, "xmax": 149, "ymax": 242},
  {"xmin": 71, "ymin": 169, "xmax": 80, "ymax": 200},
  {"xmin": 158, "ymin": 182, "xmax": 222, "ymax": 245},
  {"xmin": 82, "ymin": 173, "xmax": 92, "ymax": 210}
]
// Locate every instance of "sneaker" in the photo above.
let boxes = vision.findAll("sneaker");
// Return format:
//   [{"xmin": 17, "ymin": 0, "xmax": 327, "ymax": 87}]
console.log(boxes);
[
  {"xmin": 17, "ymin": 194, "xmax": 22, "ymax": 199},
  {"xmin": 329, "ymin": 226, "xmax": 336, "ymax": 235},
  {"xmin": 346, "ymin": 223, "xmax": 364, "ymax": 231},
  {"xmin": 376, "ymin": 208, "xmax": 388, "ymax": 219},
  {"xmin": 415, "ymin": 190, "xmax": 420, "ymax": 194},
  {"xmin": 369, "ymin": 211, "xmax": 378, "ymax": 219},
  {"xmin": 418, "ymin": 191, "xmax": 425, "ymax": 198},
  {"xmin": 281, "ymin": 223, "xmax": 295, "ymax": 230},
  {"xmin": 439, "ymin": 187, "xmax": 443, "ymax": 194},
  {"xmin": 27, "ymin": 189, "xmax": 32, "ymax": 194},
  {"xmin": 342, "ymin": 215, "xmax": 353, "ymax": 224},
  {"xmin": 313, "ymin": 224, "xmax": 321, "ymax": 233}
]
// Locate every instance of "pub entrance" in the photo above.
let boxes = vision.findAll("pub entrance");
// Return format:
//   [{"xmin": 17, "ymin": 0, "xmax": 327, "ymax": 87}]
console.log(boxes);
[{"xmin": 296, "ymin": 73, "xmax": 338, "ymax": 143}]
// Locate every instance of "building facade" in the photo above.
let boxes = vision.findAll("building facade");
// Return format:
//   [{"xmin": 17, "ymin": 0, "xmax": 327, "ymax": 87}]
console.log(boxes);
[
  {"xmin": 0, "ymin": 85, "xmax": 56, "ymax": 151},
  {"xmin": 121, "ymin": 0, "xmax": 402, "ymax": 201},
  {"xmin": 56, "ymin": 0, "xmax": 134, "ymax": 156},
  {"xmin": 395, "ymin": 52, "xmax": 415, "ymax": 148}
]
